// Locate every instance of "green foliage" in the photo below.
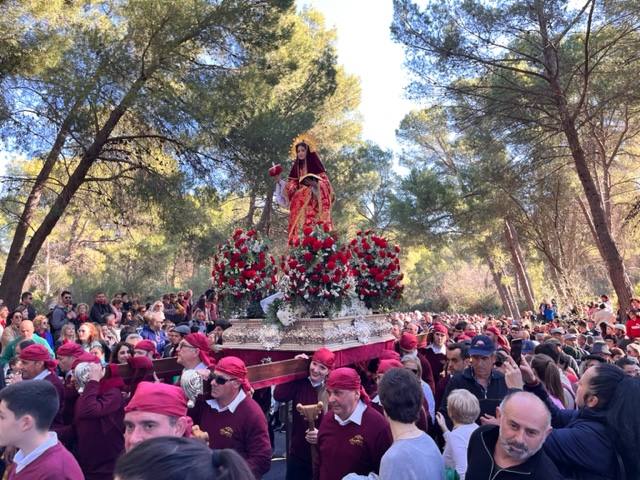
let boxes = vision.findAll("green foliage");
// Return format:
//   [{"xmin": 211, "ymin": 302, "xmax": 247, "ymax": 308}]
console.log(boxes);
[{"xmin": 0, "ymin": 3, "xmax": 379, "ymax": 308}]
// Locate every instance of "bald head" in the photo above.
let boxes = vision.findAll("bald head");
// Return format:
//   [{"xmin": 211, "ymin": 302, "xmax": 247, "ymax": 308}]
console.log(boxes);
[
  {"xmin": 20, "ymin": 320, "xmax": 35, "ymax": 339},
  {"xmin": 496, "ymin": 391, "xmax": 552, "ymax": 463},
  {"xmin": 500, "ymin": 391, "xmax": 551, "ymax": 428}
]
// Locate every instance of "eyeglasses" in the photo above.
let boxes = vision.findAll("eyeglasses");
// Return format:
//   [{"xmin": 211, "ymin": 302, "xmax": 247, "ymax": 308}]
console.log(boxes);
[
  {"xmin": 177, "ymin": 342, "xmax": 198, "ymax": 350},
  {"xmin": 211, "ymin": 374, "xmax": 234, "ymax": 386}
]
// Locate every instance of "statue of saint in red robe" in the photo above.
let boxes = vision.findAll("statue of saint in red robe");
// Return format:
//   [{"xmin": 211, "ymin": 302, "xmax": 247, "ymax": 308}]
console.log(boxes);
[{"xmin": 285, "ymin": 142, "xmax": 334, "ymax": 244}]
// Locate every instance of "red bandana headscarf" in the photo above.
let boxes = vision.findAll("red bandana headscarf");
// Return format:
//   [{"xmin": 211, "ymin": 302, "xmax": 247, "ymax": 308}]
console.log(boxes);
[
  {"xmin": 19, "ymin": 345, "xmax": 58, "ymax": 372},
  {"xmin": 312, "ymin": 347, "xmax": 335, "ymax": 369},
  {"xmin": 71, "ymin": 352, "xmax": 101, "ymax": 370},
  {"xmin": 379, "ymin": 349, "xmax": 401, "ymax": 361},
  {"xmin": 216, "ymin": 356, "xmax": 251, "ymax": 393},
  {"xmin": 125, "ymin": 381, "xmax": 189, "ymax": 417},
  {"xmin": 399, "ymin": 333, "xmax": 418, "ymax": 351},
  {"xmin": 124, "ymin": 381, "xmax": 193, "ymax": 439},
  {"xmin": 377, "ymin": 359, "xmax": 403, "ymax": 375},
  {"xmin": 432, "ymin": 323, "xmax": 448, "ymax": 336},
  {"xmin": 184, "ymin": 333, "xmax": 214, "ymax": 367},
  {"xmin": 327, "ymin": 367, "xmax": 370, "ymax": 404},
  {"xmin": 56, "ymin": 343, "xmax": 84, "ymax": 358},
  {"xmin": 135, "ymin": 340, "xmax": 159, "ymax": 359}
]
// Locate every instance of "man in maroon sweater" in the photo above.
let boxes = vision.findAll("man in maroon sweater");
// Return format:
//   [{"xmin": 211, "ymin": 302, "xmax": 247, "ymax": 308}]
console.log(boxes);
[
  {"xmin": 312, "ymin": 367, "xmax": 392, "ymax": 480},
  {"xmin": 18, "ymin": 345, "xmax": 65, "ymax": 428},
  {"xmin": 73, "ymin": 360, "xmax": 126, "ymax": 480},
  {"xmin": 55, "ymin": 343, "xmax": 85, "ymax": 427},
  {"xmin": 274, "ymin": 347, "xmax": 335, "ymax": 480},
  {"xmin": 123, "ymin": 381, "xmax": 192, "ymax": 451},
  {"xmin": 0, "ymin": 380, "xmax": 84, "ymax": 479},
  {"xmin": 398, "ymin": 332, "xmax": 436, "ymax": 393},
  {"xmin": 189, "ymin": 356, "xmax": 271, "ymax": 479},
  {"xmin": 422, "ymin": 323, "xmax": 449, "ymax": 381}
]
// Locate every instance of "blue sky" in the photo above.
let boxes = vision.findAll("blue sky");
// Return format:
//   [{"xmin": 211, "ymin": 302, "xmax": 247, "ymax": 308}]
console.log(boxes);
[{"xmin": 300, "ymin": 0, "xmax": 422, "ymax": 152}]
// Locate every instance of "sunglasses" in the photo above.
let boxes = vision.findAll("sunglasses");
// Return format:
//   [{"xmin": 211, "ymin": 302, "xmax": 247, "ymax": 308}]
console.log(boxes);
[{"xmin": 211, "ymin": 374, "xmax": 234, "ymax": 386}]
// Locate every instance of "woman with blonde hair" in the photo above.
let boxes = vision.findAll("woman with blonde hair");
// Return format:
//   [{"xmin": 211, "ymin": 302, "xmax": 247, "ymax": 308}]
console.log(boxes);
[
  {"xmin": 56, "ymin": 323, "xmax": 77, "ymax": 349},
  {"xmin": 402, "ymin": 356, "xmax": 436, "ymax": 422},
  {"xmin": 33, "ymin": 314, "xmax": 54, "ymax": 350}
]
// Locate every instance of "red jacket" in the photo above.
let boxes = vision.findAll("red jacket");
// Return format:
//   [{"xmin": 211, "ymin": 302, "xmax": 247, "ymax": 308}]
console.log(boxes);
[{"xmin": 626, "ymin": 318, "xmax": 640, "ymax": 339}]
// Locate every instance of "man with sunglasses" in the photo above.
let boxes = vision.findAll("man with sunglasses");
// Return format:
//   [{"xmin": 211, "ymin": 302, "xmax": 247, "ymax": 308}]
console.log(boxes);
[
  {"xmin": 19, "ymin": 291, "xmax": 36, "ymax": 320},
  {"xmin": 189, "ymin": 356, "xmax": 271, "ymax": 479}
]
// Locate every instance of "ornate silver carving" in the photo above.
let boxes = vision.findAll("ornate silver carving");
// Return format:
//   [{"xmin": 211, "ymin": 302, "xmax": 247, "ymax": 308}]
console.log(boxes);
[
  {"xmin": 222, "ymin": 314, "xmax": 394, "ymax": 350},
  {"xmin": 180, "ymin": 369, "xmax": 204, "ymax": 408},
  {"xmin": 73, "ymin": 362, "xmax": 93, "ymax": 393}
]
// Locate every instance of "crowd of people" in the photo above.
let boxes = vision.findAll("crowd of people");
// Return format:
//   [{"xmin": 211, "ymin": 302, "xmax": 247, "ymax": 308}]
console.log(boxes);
[{"xmin": 0, "ymin": 288, "xmax": 638, "ymax": 480}]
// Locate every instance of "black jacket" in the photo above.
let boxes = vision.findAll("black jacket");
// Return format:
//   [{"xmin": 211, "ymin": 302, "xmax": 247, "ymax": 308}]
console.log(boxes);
[
  {"xmin": 466, "ymin": 425, "xmax": 564, "ymax": 480},
  {"xmin": 89, "ymin": 302, "xmax": 112, "ymax": 324},
  {"xmin": 524, "ymin": 381, "xmax": 621, "ymax": 480},
  {"xmin": 439, "ymin": 367, "xmax": 511, "ymax": 422}
]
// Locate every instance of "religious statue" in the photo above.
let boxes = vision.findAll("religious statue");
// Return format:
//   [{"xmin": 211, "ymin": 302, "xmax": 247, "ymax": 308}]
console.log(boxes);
[{"xmin": 271, "ymin": 136, "xmax": 334, "ymax": 244}]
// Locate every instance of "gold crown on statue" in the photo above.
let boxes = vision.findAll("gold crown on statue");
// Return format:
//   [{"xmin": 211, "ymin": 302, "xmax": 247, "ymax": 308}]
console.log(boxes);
[{"xmin": 290, "ymin": 132, "xmax": 318, "ymax": 159}]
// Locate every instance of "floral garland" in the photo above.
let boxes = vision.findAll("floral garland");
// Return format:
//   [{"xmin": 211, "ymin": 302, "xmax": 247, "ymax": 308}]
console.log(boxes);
[
  {"xmin": 212, "ymin": 228, "xmax": 278, "ymax": 318},
  {"xmin": 280, "ymin": 223, "xmax": 353, "ymax": 318},
  {"xmin": 349, "ymin": 230, "xmax": 404, "ymax": 311}
]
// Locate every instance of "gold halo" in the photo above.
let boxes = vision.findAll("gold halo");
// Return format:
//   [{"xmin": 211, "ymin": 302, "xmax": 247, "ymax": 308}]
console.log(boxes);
[{"xmin": 290, "ymin": 132, "xmax": 318, "ymax": 159}]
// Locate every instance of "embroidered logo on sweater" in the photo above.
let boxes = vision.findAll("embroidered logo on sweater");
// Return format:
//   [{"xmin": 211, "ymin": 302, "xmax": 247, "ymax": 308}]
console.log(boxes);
[
  {"xmin": 348, "ymin": 435, "xmax": 364, "ymax": 446},
  {"xmin": 219, "ymin": 427, "xmax": 234, "ymax": 438}
]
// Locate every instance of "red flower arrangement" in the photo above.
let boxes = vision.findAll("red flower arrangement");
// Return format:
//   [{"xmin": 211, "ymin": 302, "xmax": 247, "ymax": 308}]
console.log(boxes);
[
  {"xmin": 212, "ymin": 228, "xmax": 278, "ymax": 317},
  {"xmin": 349, "ymin": 230, "xmax": 404, "ymax": 311},
  {"xmin": 281, "ymin": 223, "xmax": 353, "ymax": 317}
]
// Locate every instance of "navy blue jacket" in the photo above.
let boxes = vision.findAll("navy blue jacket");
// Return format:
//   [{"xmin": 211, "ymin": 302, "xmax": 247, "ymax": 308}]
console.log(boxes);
[
  {"xmin": 525, "ymin": 381, "xmax": 620, "ymax": 480},
  {"xmin": 439, "ymin": 367, "xmax": 510, "ymax": 423}
]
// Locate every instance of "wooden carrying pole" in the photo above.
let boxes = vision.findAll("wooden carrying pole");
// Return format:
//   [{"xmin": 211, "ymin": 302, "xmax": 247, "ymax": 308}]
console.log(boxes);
[
  {"xmin": 116, "ymin": 356, "xmax": 310, "ymax": 389},
  {"xmin": 296, "ymin": 402, "xmax": 323, "ymax": 478}
]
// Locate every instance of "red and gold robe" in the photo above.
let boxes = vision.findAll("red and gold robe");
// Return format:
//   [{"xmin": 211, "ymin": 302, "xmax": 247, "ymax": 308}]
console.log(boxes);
[{"xmin": 286, "ymin": 152, "xmax": 334, "ymax": 244}]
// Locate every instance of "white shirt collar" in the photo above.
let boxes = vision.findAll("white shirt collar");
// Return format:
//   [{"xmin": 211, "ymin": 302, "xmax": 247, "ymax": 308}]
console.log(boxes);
[
  {"xmin": 32, "ymin": 370, "xmax": 50, "ymax": 381},
  {"xmin": 13, "ymin": 432, "xmax": 58, "ymax": 473},
  {"xmin": 372, "ymin": 394, "xmax": 381, "ymax": 405},
  {"xmin": 428, "ymin": 344, "xmax": 446, "ymax": 355},
  {"xmin": 206, "ymin": 389, "xmax": 246, "ymax": 413},
  {"xmin": 308, "ymin": 376, "xmax": 323, "ymax": 388},
  {"xmin": 334, "ymin": 400, "xmax": 367, "ymax": 426}
]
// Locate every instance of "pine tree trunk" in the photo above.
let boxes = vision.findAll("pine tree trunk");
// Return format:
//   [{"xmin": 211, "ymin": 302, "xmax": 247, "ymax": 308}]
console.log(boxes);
[
  {"xmin": 535, "ymin": 0, "xmax": 634, "ymax": 314},
  {"xmin": 257, "ymin": 183, "xmax": 276, "ymax": 235},
  {"xmin": 487, "ymin": 256, "xmax": 515, "ymax": 317},
  {"xmin": 0, "ymin": 74, "xmax": 152, "ymax": 307},
  {"xmin": 504, "ymin": 279, "xmax": 521, "ymax": 320},
  {"xmin": 504, "ymin": 219, "xmax": 536, "ymax": 311}
]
